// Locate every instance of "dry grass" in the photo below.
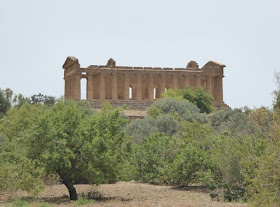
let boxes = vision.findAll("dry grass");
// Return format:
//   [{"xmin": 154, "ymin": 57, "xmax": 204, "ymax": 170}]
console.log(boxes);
[{"xmin": 0, "ymin": 182, "xmax": 247, "ymax": 207}]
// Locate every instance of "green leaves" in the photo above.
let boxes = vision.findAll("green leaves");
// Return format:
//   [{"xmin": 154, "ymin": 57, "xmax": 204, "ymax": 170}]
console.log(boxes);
[
  {"xmin": 162, "ymin": 86, "xmax": 214, "ymax": 114},
  {"xmin": 0, "ymin": 88, "xmax": 13, "ymax": 118},
  {"xmin": 133, "ymin": 133, "xmax": 174, "ymax": 184},
  {"xmin": 0, "ymin": 99, "xmax": 133, "ymax": 199},
  {"xmin": 0, "ymin": 103, "xmax": 45, "ymax": 195}
]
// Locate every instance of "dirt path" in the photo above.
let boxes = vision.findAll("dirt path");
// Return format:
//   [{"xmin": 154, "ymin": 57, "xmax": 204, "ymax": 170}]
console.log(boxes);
[{"xmin": 0, "ymin": 182, "xmax": 246, "ymax": 207}]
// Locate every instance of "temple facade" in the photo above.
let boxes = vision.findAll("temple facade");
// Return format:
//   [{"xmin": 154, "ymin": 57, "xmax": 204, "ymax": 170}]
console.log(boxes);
[{"xmin": 62, "ymin": 57, "xmax": 228, "ymax": 109}]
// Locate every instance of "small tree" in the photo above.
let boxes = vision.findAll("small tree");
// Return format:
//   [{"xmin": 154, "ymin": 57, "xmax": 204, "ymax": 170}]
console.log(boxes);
[
  {"xmin": 29, "ymin": 93, "xmax": 56, "ymax": 106},
  {"xmin": 25, "ymin": 101, "xmax": 132, "ymax": 200}
]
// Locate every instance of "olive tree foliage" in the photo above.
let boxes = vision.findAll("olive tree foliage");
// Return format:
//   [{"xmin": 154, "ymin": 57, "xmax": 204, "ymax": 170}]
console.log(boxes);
[
  {"xmin": 209, "ymin": 108, "xmax": 253, "ymax": 135},
  {"xmin": 126, "ymin": 98, "xmax": 207, "ymax": 142},
  {"xmin": 248, "ymin": 107, "xmax": 273, "ymax": 136},
  {"xmin": 24, "ymin": 101, "xmax": 132, "ymax": 200},
  {"xmin": 151, "ymin": 97, "xmax": 207, "ymax": 123},
  {"xmin": 29, "ymin": 93, "xmax": 57, "ymax": 106},
  {"xmin": 241, "ymin": 112, "xmax": 280, "ymax": 206},
  {"xmin": 273, "ymin": 71, "xmax": 280, "ymax": 111},
  {"xmin": 0, "ymin": 88, "xmax": 13, "ymax": 118},
  {"xmin": 133, "ymin": 133, "xmax": 176, "ymax": 183},
  {"xmin": 0, "ymin": 104, "xmax": 46, "ymax": 194},
  {"xmin": 132, "ymin": 122, "xmax": 218, "ymax": 186},
  {"xmin": 0, "ymin": 88, "xmax": 58, "ymax": 114},
  {"xmin": 245, "ymin": 142, "xmax": 280, "ymax": 206},
  {"xmin": 162, "ymin": 86, "xmax": 215, "ymax": 114},
  {"xmin": 148, "ymin": 97, "xmax": 207, "ymax": 123},
  {"xmin": 126, "ymin": 115, "xmax": 179, "ymax": 142},
  {"xmin": 165, "ymin": 122, "xmax": 218, "ymax": 186}
]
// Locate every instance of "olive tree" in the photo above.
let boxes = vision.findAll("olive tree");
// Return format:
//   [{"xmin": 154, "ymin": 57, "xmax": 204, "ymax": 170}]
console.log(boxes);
[{"xmin": 25, "ymin": 101, "xmax": 132, "ymax": 200}]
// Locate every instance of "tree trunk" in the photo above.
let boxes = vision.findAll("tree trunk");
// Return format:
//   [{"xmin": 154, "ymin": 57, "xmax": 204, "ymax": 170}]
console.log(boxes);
[{"xmin": 62, "ymin": 179, "xmax": 78, "ymax": 200}]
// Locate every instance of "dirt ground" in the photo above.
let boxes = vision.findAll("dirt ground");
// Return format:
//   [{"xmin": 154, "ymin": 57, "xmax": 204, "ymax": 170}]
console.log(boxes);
[{"xmin": 0, "ymin": 182, "xmax": 247, "ymax": 207}]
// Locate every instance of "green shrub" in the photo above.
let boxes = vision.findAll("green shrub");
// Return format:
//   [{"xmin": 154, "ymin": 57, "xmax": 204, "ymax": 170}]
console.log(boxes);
[
  {"xmin": 133, "ymin": 133, "xmax": 175, "ymax": 183},
  {"xmin": 243, "ymin": 131, "xmax": 280, "ymax": 206},
  {"xmin": 40, "ymin": 202, "xmax": 52, "ymax": 207},
  {"xmin": 12, "ymin": 197, "xmax": 29, "ymax": 207},
  {"xmin": 75, "ymin": 198, "xmax": 93, "ymax": 206},
  {"xmin": 209, "ymin": 108, "xmax": 253, "ymax": 135},
  {"xmin": 126, "ymin": 114, "xmax": 180, "ymax": 142},
  {"xmin": 166, "ymin": 143, "xmax": 214, "ymax": 186},
  {"xmin": 148, "ymin": 97, "xmax": 207, "ymax": 123},
  {"xmin": 165, "ymin": 122, "xmax": 217, "ymax": 186},
  {"xmin": 248, "ymin": 107, "xmax": 273, "ymax": 136},
  {"xmin": 126, "ymin": 117, "xmax": 157, "ymax": 142},
  {"xmin": 222, "ymin": 183, "xmax": 246, "ymax": 202},
  {"xmin": 162, "ymin": 86, "xmax": 214, "ymax": 114},
  {"xmin": 182, "ymin": 87, "xmax": 214, "ymax": 114}
]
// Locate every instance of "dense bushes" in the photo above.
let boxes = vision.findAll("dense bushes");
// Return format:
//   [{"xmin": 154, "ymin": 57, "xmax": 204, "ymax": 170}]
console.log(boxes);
[
  {"xmin": 133, "ymin": 133, "xmax": 174, "ymax": 183},
  {"xmin": 209, "ymin": 108, "xmax": 253, "ymax": 135},
  {"xmin": 126, "ymin": 98, "xmax": 207, "ymax": 142}
]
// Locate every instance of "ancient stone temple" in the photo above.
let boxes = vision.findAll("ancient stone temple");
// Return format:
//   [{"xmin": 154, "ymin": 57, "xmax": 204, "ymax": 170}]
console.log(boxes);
[{"xmin": 62, "ymin": 57, "xmax": 228, "ymax": 109}]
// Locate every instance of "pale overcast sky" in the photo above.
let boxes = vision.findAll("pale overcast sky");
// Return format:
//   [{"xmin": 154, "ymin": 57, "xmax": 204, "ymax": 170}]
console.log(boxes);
[{"xmin": 0, "ymin": 0, "xmax": 279, "ymax": 108}]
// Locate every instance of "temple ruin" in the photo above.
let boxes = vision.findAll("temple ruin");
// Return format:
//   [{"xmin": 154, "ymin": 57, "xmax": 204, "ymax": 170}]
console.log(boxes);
[{"xmin": 62, "ymin": 57, "xmax": 228, "ymax": 109}]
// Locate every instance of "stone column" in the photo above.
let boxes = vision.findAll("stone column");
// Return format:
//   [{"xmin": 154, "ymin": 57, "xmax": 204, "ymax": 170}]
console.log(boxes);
[
  {"xmin": 216, "ymin": 76, "xmax": 223, "ymax": 104},
  {"xmin": 148, "ymin": 74, "xmax": 154, "ymax": 100},
  {"xmin": 196, "ymin": 75, "xmax": 201, "ymax": 87},
  {"xmin": 124, "ymin": 73, "xmax": 129, "ymax": 100},
  {"xmin": 75, "ymin": 74, "xmax": 81, "ymax": 101},
  {"xmin": 69, "ymin": 78, "xmax": 71, "ymax": 98},
  {"xmin": 136, "ymin": 73, "xmax": 142, "ymax": 100},
  {"xmin": 100, "ymin": 72, "xmax": 105, "ymax": 100},
  {"xmin": 172, "ymin": 74, "xmax": 178, "ymax": 89},
  {"xmin": 87, "ymin": 74, "xmax": 93, "ymax": 100},
  {"xmin": 70, "ymin": 77, "xmax": 74, "ymax": 99},
  {"xmin": 206, "ymin": 76, "xmax": 213, "ymax": 96},
  {"xmin": 71, "ymin": 76, "xmax": 76, "ymax": 99},
  {"xmin": 66, "ymin": 78, "xmax": 70, "ymax": 99},
  {"xmin": 202, "ymin": 76, "xmax": 207, "ymax": 90},
  {"xmin": 70, "ymin": 76, "xmax": 75, "ymax": 99},
  {"xmin": 64, "ymin": 78, "xmax": 68, "ymax": 99},
  {"xmin": 184, "ymin": 75, "xmax": 189, "ymax": 88},
  {"xmin": 68, "ymin": 78, "xmax": 72, "ymax": 99},
  {"xmin": 160, "ymin": 74, "xmax": 166, "ymax": 97},
  {"xmin": 112, "ymin": 72, "xmax": 118, "ymax": 100}
]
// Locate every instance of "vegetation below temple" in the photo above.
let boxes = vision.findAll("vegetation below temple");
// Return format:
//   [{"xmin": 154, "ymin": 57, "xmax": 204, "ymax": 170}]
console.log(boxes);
[{"xmin": 1, "ymin": 85, "xmax": 280, "ymax": 206}]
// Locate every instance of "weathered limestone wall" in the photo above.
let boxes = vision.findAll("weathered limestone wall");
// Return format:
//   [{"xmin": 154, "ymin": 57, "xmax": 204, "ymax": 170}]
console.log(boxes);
[{"xmin": 62, "ymin": 57, "xmax": 228, "ymax": 109}]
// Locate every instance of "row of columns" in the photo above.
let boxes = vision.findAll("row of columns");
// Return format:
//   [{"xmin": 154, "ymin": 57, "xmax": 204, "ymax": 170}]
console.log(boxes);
[{"xmin": 65, "ymin": 72, "xmax": 223, "ymax": 104}]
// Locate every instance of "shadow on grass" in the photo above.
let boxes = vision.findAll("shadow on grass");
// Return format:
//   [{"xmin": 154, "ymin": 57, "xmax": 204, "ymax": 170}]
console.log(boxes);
[{"xmin": 17, "ymin": 190, "xmax": 132, "ymax": 205}]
